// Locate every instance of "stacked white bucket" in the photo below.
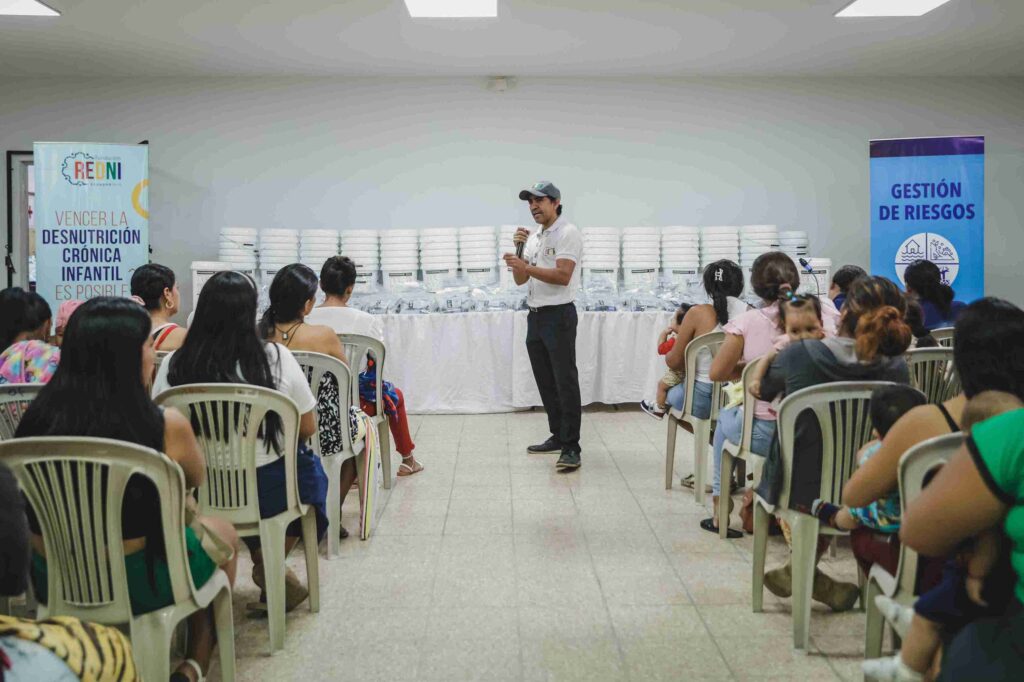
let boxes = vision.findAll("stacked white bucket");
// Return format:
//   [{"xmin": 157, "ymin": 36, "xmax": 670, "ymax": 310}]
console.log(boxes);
[
  {"xmin": 779, "ymin": 230, "xmax": 809, "ymax": 262},
  {"xmin": 340, "ymin": 230, "xmax": 380, "ymax": 286},
  {"xmin": 779, "ymin": 230, "xmax": 830, "ymax": 296},
  {"xmin": 379, "ymin": 229, "xmax": 419, "ymax": 291},
  {"xmin": 218, "ymin": 227, "xmax": 258, "ymax": 271},
  {"xmin": 661, "ymin": 226, "xmax": 701, "ymax": 288},
  {"xmin": 498, "ymin": 225, "xmax": 521, "ymax": 289},
  {"xmin": 581, "ymin": 227, "xmax": 620, "ymax": 290},
  {"xmin": 739, "ymin": 224, "xmax": 779, "ymax": 284},
  {"xmin": 259, "ymin": 229, "xmax": 300, "ymax": 285},
  {"xmin": 419, "ymin": 227, "xmax": 459, "ymax": 291},
  {"xmin": 300, "ymin": 229, "xmax": 339, "ymax": 273},
  {"xmin": 459, "ymin": 226, "xmax": 499, "ymax": 287},
  {"xmin": 700, "ymin": 227, "xmax": 740, "ymax": 272},
  {"xmin": 621, "ymin": 227, "xmax": 661, "ymax": 289}
]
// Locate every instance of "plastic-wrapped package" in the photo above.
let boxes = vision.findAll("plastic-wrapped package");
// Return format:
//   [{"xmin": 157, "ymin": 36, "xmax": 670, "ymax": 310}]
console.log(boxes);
[
  {"xmin": 619, "ymin": 286, "xmax": 675, "ymax": 312},
  {"xmin": 433, "ymin": 284, "xmax": 475, "ymax": 314},
  {"xmin": 392, "ymin": 282, "xmax": 438, "ymax": 314}
]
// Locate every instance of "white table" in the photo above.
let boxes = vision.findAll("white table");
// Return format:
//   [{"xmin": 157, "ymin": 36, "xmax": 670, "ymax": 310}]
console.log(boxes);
[{"xmin": 378, "ymin": 310, "xmax": 674, "ymax": 414}]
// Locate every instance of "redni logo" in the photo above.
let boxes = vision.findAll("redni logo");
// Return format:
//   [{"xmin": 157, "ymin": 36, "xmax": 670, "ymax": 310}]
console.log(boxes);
[{"xmin": 61, "ymin": 152, "xmax": 123, "ymax": 186}]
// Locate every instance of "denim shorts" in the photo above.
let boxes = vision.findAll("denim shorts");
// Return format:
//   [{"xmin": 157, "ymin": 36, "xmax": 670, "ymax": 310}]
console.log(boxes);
[{"xmin": 666, "ymin": 380, "xmax": 713, "ymax": 420}]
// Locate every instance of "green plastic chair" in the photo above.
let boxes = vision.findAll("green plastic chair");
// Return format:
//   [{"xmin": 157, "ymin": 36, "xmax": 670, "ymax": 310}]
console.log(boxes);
[
  {"xmin": 0, "ymin": 436, "xmax": 235, "ymax": 682},
  {"xmin": 664, "ymin": 330, "xmax": 727, "ymax": 503},
  {"xmin": 906, "ymin": 348, "xmax": 961, "ymax": 404},
  {"xmin": 864, "ymin": 433, "xmax": 961, "ymax": 658},
  {"xmin": 751, "ymin": 381, "xmax": 896, "ymax": 650},
  {"xmin": 339, "ymin": 333, "xmax": 394, "ymax": 489},
  {"xmin": 154, "ymin": 383, "xmax": 320, "ymax": 653}
]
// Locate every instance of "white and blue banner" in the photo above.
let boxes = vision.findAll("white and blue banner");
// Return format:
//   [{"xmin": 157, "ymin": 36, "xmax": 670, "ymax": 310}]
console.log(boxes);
[
  {"xmin": 33, "ymin": 142, "xmax": 149, "ymax": 312},
  {"xmin": 870, "ymin": 136, "xmax": 984, "ymax": 302}
]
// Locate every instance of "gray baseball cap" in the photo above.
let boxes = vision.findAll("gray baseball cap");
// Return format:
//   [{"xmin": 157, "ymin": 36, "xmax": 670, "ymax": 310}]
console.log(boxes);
[{"xmin": 519, "ymin": 181, "xmax": 561, "ymax": 201}]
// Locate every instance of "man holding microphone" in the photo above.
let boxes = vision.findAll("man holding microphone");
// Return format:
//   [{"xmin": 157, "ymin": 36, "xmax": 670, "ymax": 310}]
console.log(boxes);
[{"xmin": 503, "ymin": 181, "xmax": 584, "ymax": 471}]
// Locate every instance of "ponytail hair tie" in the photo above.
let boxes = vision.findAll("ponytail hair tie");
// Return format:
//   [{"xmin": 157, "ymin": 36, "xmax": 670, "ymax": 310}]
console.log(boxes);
[
  {"xmin": 778, "ymin": 283, "xmax": 795, "ymax": 301},
  {"xmin": 714, "ymin": 267, "xmax": 724, "ymax": 282},
  {"xmin": 130, "ymin": 295, "xmax": 146, "ymax": 306}
]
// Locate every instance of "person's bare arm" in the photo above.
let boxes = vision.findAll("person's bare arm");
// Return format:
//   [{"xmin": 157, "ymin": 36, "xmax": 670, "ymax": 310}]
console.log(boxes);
[
  {"xmin": 665, "ymin": 305, "xmax": 715, "ymax": 371},
  {"xmin": 901, "ymin": 445, "xmax": 1007, "ymax": 557},
  {"xmin": 315, "ymin": 326, "xmax": 347, "ymax": 364},
  {"xmin": 526, "ymin": 259, "xmax": 576, "ymax": 287},
  {"xmin": 965, "ymin": 528, "xmax": 1002, "ymax": 606},
  {"xmin": 298, "ymin": 411, "xmax": 317, "ymax": 443},
  {"xmin": 163, "ymin": 407, "xmax": 206, "ymax": 488},
  {"xmin": 843, "ymin": 405, "xmax": 942, "ymax": 507},
  {"xmin": 748, "ymin": 349, "xmax": 778, "ymax": 399},
  {"xmin": 658, "ymin": 328, "xmax": 672, "ymax": 346},
  {"xmin": 709, "ymin": 333, "xmax": 744, "ymax": 382},
  {"xmin": 161, "ymin": 326, "xmax": 187, "ymax": 351}
]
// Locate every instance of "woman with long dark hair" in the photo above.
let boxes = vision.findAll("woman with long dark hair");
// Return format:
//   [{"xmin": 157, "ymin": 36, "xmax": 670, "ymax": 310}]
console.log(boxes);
[
  {"xmin": 903, "ymin": 259, "xmax": 966, "ymax": 330},
  {"xmin": 16, "ymin": 297, "xmax": 238, "ymax": 682},
  {"xmin": 153, "ymin": 270, "xmax": 326, "ymax": 612},
  {"xmin": 131, "ymin": 263, "xmax": 187, "ymax": 351},
  {"xmin": 0, "ymin": 288, "xmax": 59, "ymax": 385}
]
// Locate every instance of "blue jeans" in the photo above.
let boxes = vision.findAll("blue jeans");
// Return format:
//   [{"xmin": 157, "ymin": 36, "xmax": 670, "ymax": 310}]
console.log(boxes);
[
  {"xmin": 666, "ymin": 380, "xmax": 713, "ymax": 419},
  {"xmin": 712, "ymin": 406, "xmax": 776, "ymax": 496}
]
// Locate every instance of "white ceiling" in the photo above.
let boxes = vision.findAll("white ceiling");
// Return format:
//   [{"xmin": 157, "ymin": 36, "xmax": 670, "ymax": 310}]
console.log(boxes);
[{"xmin": 1, "ymin": 0, "xmax": 1021, "ymax": 78}]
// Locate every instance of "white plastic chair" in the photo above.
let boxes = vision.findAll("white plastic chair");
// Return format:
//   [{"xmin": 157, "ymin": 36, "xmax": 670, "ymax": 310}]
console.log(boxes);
[
  {"xmin": 154, "ymin": 383, "xmax": 320, "ymax": 653},
  {"xmin": 717, "ymin": 356, "xmax": 766, "ymax": 539},
  {"xmin": 0, "ymin": 436, "xmax": 235, "ymax": 682},
  {"xmin": 339, "ymin": 333, "xmax": 394, "ymax": 489},
  {"xmin": 0, "ymin": 383, "xmax": 43, "ymax": 441},
  {"xmin": 290, "ymin": 351, "xmax": 364, "ymax": 558},
  {"xmin": 931, "ymin": 327, "xmax": 955, "ymax": 348},
  {"xmin": 154, "ymin": 350, "xmax": 171, "ymax": 372},
  {"xmin": 751, "ymin": 381, "xmax": 896, "ymax": 650},
  {"xmin": 863, "ymin": 433, "xmax": 961, "ymax": 658},
  {"xmin": 906, "ymin": 348, "xmax": 961, "ymax": 405},
  {"xmin": 664, "ymin": 330, "xmax": 726, "ymax": 504}
]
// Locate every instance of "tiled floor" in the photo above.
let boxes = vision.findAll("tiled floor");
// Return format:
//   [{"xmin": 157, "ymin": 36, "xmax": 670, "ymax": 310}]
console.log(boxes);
[{"xmin": 220, "ymin": 407, "xmax": 874, "ymax": 681}]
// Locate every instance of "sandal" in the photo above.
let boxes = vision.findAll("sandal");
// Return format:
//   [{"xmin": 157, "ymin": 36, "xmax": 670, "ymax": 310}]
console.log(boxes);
[
  {"xmin": 247, "ymin": 564, "xmax": 309, "ymax": 614},
  {"xmin": 397, "ymin": 456, "xmax": 424, "ymax": 477},
  {"xmin": 679, "ymin": 473, "xmax": 712, "ymax": 494},
  {"xmin": 170, "ymin": 658, "xmax": 204, "ymax": 682},
  {"xmin": 699, "ymin": 517, "xmax": 742, "ymax": 539}
]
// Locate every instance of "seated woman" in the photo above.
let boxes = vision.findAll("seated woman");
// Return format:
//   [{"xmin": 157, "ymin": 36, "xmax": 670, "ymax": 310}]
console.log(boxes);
[
  {"xmin": 754, "ymin": 275, "xmax": 913, "ymax": 612},
  {"xmin": 827, "ymin": 264, "xmax": 867, "ymax": 311},
  {"xmin": 0, "ymin": 288, "xmax": 60, "ymax": 384},
  {"xmin": 131, "ymin": 263, "xmax": 187, "ymax": 351},
  {"xmin": 901, "ymin": 388, "xmax": 1024, "ymax": 680},
  {"xmin": 1, "ymin": 462, "xmax": 140, "ymax": 682},
  {"xmin": 903, "ymin": 259, "xmax": 966, "ymax": 331},
  {"xmin": 153, "ymin": 271, "xmax": 327, "ymax": 612},
  {"xmin": 844, "ymin": 298, "xmax": 1024, "ymax": 584},
  {"xmin": 306, "ymin": 256, "xmax": 423, "ymax": 476},
  {"xmin": 15, "ymin": 297, "xmax": 238, "ymax": 682},
  {"xmin": 259, "ymin": 263, "xmax": 358, "ymax": 539}
]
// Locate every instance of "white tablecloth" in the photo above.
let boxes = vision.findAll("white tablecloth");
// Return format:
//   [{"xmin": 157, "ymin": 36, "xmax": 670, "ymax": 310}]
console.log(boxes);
[{"xmin": 379, "ymin": 310, "xmax": 674, "ymax": 414}]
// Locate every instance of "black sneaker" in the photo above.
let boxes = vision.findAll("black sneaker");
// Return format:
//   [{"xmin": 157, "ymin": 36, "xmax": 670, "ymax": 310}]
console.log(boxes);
[
  {"xmin": 555, "ymin": 449, "xmax": 581, "ymax": 471},
  {"xmin": 527, "ymin": 436, "xmax": 562, "ymax": 453}
]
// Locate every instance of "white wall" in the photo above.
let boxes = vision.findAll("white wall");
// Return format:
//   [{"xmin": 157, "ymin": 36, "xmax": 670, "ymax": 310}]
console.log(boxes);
[{"xmin": 2, "ymin": 76, "xmax": 1022, "ymax": 313}]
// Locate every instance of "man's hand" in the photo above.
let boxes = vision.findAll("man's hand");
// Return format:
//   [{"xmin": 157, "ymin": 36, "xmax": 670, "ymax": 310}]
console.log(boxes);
[
  {"xmin": 503, "ymin": 254, "xmax": 529, "ymax": 280},
  {"xmin": 513, "ymin": 227, "xmax": 530, "ymax": 246}
]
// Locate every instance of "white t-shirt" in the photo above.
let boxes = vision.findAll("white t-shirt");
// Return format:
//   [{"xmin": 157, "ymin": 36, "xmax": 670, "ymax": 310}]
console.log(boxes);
[
  {"xmin": 151, "ymin": 342, "xmax": 316, "ymax": 468},
  {"xmin": 522, "ymin": 215, "xmax": 583, "ymax": 308},
  {"xmin": 305, "ymin": 305, "xmax": 383, "ymax": 342}
]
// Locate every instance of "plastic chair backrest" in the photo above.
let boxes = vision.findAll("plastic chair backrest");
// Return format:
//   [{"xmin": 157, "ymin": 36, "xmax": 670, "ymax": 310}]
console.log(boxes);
[
  {"xmin": 931, "ymin": 327, "xmax": 955, "ymax": 348},
  {"xmin": 906, "ymin": 348, "xmax": 961, "ymax": 404},
  {"xmin": 735, "ymin": 356, "xmax": 766, "ymax": 452},
  {"xmin": 682, "ymin": 330, "xmax": 726, "ymax": 422},
  {"xmin": 154, "ymin": 350, "xmax": 171, "ymax": 373},
  {"xmin": 0, "ymin": 383, "xmax": 43, "ymax": 441},
  {"xmin": 892, "ymin": 433, "xmax": 961, "ymax": 596},
  {"xmin": 291, "ymin": 351, "xmax": 356, "ymax": 457},
  {"xmin": 154, "ymin": 384, "xmax": 301, "ymax": 526},
  {"xmin": 338, "ymin": 333, "xmax": 387, "ymax": 411},
  {"xmin": 0, "ymin": 436, "xmax": 195, "ymax": 623},
  {"xmin": 775, "ymin": 381, "xmax": 895, "ymax": 509}
]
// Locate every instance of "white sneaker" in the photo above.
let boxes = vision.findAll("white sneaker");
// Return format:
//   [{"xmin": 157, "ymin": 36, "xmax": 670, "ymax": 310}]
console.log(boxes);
[
  {"xmin": 640, "ymin": 400, "xmax": 666, "ymax": 420},
  {"xmin": 875, "ymin": 595, "xmax": 914, "ymax": 637},
  {"xmin": 862, "ymin": 654, "xmax": 924, "ymax": 681}
]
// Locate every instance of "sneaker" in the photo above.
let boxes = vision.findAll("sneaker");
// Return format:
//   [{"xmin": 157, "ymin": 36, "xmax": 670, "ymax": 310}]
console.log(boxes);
[
  {"xmin": 527, "ymin": 436, "xmax": 561, "ymax": 453},
  {"xmin": 555, "ymin": 449, "xmax": 582, "ymax": 471},
  {"xmin": 875, "ymin": 595, "xmax": 914, "ymax": 637},
  {"xmin": 640, "ymin": 400, "xmax": 666, "ymax": 420},
  {"xmin": 813, "ymin": 570, "xmax": 860, "ymax": 612},
  {"xmin": 862, "ymin": 654, "xmax": 924, "ymax": 681}
]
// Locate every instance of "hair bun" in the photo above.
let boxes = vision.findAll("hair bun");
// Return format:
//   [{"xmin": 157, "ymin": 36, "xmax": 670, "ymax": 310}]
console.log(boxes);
[{"xmin": 856, "ymin": 305, "xmax": 912, "ymax": 361}]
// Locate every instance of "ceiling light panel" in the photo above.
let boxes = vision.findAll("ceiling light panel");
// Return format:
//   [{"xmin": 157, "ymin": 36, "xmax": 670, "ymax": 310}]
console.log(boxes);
[
  {"xmin": 404, "ymin": 0, "xmax": 497, "ymax": 18},
  {"xmin": 0, "ymin": 0, "xmax": 59, "ymax": 16},
  {"xmin": 836, "ymin": 0, "xmax": 954, "ymax": 17}
]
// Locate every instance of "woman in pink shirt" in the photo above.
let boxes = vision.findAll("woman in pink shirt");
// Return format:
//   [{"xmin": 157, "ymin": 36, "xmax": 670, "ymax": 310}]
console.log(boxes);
[{"xmin": 705, "ymin": 253, "xmax": 803, "ymax": 537}]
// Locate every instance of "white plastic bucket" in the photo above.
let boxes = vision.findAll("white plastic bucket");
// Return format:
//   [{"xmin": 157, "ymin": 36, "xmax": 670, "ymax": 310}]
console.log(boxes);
[
  {"xmin": 463, "ymin": 266, "xmax": 498, "ymax": 287},
  {"xmin": 191, "ymin": 261, "xmax": 232, "ymax": 307},
  {"xmin": 381, "ymin": 268, "xmax": 418, "ymax": 291},
  {"xmin": 662, "ymin": 266, "xmax": 700, "ymax": 288},
  {"xmin": 459, "ymin": 226, "xmax": 496, "ymax": 237},
  {"xmin": 623, "ymin": 267, "xmax": 659, "ymax": 289},
  {"xmin": 798, "ymin": 258, "xmax": 831, "ymax": 297},
  {"xmin": 355, "ymin": 270, "xmax": 378, "ymax": 286},
  {"xmin": 582, "ymin": 267, "xmax": 619, "ymax": 289},
  {"xmin": 423, "ymin": 267, "xmax": 458, "ymax": 290}
]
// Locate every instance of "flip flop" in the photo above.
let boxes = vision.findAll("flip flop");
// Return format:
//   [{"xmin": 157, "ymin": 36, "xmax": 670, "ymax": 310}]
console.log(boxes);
[
  {"xmin": 397, "ymin": 458, "xmax": 424, "ymax": 476},
  {"xmin": 700, "ymin": 517, "xmax": 742, "ymax": 539}
]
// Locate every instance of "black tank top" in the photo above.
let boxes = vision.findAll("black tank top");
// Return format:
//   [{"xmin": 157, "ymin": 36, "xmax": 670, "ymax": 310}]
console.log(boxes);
[{"xmin": 936, "ymin": 403, "xmax": 961, "ymax": 433}]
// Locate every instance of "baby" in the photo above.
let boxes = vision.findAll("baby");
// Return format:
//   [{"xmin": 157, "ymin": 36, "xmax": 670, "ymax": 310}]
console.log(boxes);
[
  {"xmin": 863, "ymin": 390, "xmax": 1024, "ymax": 682},
  {"xmin": 748, "ymin": 294, "xmax": 826, "ymax": 400},
  {"xmin": 641, "ymin": 304, "xmax": 691, "ymax": 420},
  {"xmin": 809, "ymin": 384, "xmax": 928, "ymax": 532}
]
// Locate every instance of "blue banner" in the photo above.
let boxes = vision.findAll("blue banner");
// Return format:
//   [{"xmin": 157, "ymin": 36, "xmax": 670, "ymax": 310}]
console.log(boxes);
[
  {"xmin": 33, "ymin": 142, "xmax": 149, "ymax": 313},
  {"xmin": 870, "ymin": 136, "xmax": 984, "ymax": 303}
]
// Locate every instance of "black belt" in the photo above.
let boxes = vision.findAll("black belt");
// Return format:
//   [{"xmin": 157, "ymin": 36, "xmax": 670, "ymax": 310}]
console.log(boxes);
[{"xmin": 528, "ymin": 302, "xmax": 573, "ymax": 313}]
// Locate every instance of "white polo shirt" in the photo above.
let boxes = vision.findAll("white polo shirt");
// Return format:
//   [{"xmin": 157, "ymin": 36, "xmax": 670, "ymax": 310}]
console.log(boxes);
[{"xmin": 523, "ymin": 215, "xmax": 583, "ymax": 308}]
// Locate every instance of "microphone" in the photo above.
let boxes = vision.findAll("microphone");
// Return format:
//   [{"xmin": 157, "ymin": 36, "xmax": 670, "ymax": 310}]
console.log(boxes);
[
  {"xmin": 798, "ymin": 258, "xmax": 822, "ymax": 298},
  {"xmin": 515, "ymin": 229, "xmax": 526, "ymax": 259}
]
